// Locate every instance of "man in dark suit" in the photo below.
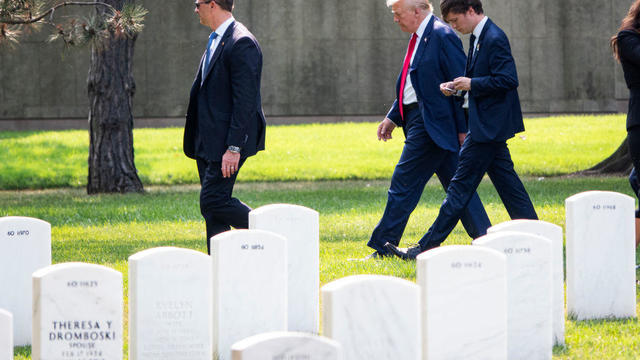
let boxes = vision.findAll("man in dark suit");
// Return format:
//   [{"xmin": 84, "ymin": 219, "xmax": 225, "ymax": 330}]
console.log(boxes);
[
  {"xmin": 184, "ymin": 0, "xmax": 266, "ymax": 254},
  {"xmin": 366, "ymin": 0, "xmax": 491, "ymax": 259},
  {"xmin": 385, "ymin": 0, "xmax": 538, "ymax": 260}
]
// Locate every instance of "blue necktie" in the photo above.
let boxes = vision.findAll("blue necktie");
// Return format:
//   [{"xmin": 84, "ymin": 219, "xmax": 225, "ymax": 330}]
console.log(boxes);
[{"xmin": 204, "ymin": 32, "xmax": 219, "ymax": 73}]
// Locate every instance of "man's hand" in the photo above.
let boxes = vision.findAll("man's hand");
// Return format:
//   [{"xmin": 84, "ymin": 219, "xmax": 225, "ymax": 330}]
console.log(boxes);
[
  {"xmin": 221, "ymin": 150, "xmax": 241, "ymax": 178},
  {"xmin": 452, "ymin": 77, "xmax": 471, "ymax": 91},
  {"xmin": 440, "ymin": 81, "xmax": 456, "ymax": 96},
  {"xmin": 458, "ymin": 132, "xmax": 466, "ymax": 146},
  {"xmin": 377, "ymin": 118, "xmax": 396, "ymax": 142}
]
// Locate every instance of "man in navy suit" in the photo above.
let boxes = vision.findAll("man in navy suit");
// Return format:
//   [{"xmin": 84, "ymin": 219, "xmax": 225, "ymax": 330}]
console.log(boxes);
[
  {"xmin": 184, "ymin": 0, "xmax": 266, "ymax": 254},
  {"xmin": 386, "ymin": 0, "xmax": 538, "ymax": 260},
  {"xmin": 365, "ymin": 0, "xmax": 491, "ymax": 259}
]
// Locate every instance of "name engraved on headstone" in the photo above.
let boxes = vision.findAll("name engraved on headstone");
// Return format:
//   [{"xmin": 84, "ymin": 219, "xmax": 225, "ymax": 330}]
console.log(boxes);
[
  {"xmin": 129, "ymin": 248, "xmax": 211, "ymax": 360},
  {"xmin": 33, "ymin": 263, "xmax": 122, "ymax": 360}
]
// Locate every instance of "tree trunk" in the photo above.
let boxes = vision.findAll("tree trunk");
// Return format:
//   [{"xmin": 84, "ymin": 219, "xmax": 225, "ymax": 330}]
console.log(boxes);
[
  {"xmin": 576, "ymin": 136, "xmax": 633, "ymax": 175},
  {"xmin": 87, "ymin": 0, "xmax": 143, "ymax": 194}
]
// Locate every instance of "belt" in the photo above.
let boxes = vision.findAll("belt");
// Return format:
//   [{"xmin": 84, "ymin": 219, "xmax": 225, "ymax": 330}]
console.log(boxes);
[{"xmin": 403, "ymin": 102, "xmax": 419, "ymax": 115}]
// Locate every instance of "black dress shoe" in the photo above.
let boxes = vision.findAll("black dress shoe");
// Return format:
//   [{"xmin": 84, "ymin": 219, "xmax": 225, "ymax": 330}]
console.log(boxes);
[{"xmin": 384, "ymin": 242, "xmax": 439, "ymax": 260}]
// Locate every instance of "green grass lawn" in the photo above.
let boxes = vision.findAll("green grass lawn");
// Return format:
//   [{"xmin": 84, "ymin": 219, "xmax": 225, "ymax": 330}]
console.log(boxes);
[
  {"xmin": 1, "ymin": 115, "xmax": 638, "ymax": 359},
  {"xmin": 0, "ymin": 114, "xmax": 627, "ymax": 189}
]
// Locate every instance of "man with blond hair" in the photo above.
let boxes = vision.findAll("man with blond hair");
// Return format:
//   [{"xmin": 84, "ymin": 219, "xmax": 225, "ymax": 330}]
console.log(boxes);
[
  {"xmin": 366, "ymin": 0, "xmax": 490, "ymax": 259},
  {"xmin": 386, "ymin": 0, "xmax": 538, "ymax": 260}
]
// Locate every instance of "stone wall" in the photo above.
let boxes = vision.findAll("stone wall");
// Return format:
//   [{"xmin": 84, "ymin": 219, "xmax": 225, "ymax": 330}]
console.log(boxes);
[{"xmin": 0, "ymin": 0, "xmax": 633, "ymax": 123}]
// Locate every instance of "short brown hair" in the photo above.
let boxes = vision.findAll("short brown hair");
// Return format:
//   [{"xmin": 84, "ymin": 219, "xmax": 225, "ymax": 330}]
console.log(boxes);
[
  {"xmin": 214, "ymin": 0, "xmax": 234, "ymax": 12},
  {"xmin": 440, "ymin": 0, "xmax": 483, "ymax": 18}
]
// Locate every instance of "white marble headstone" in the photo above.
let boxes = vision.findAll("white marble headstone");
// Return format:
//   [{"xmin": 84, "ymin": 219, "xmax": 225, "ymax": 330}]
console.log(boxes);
[
  {"xmin": 249, "ymin": 204, "xmax": 319, "ymax": 334},
  {"xmin": 32, "ymin": 263, "xmax": 123, "ymax": 360},
  {"xmin": 321, "ymin": 275, "xmax": 420, "ymax": 360},
  {"xmin": 0, "ymin": 309, "xmax": 12, "ymax": 360},
  {"xmin": 129, "ymin": 247, "xmax": 212, "ymax": 360},
  {"xmin": 212, "ymin": 230, "xmax": 288, "ymax": 360},
  {"xmin": 565, "ymin": 191, "xmax": 636, "ymax": 320},
  {"xmin": 474, "ymin": 232, "xmax": 553, "ymax": 360},
  {"xmin": 417, "ymin": 245, "xmax": 507, "ymax": 360},
  {"xmin": 0, "ymin": 216, "xmax": 51, "ymax": 346},
  {"xmin": 231, "ymin": 332, "xmax": 341, "ymax": 360},
  {"xmin": 488, "ymin": 219, "xmax": 565, "ymax": 345}
]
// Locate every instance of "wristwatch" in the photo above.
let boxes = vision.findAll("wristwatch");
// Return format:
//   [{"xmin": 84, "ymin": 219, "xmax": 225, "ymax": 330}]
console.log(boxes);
[{"xmin": 227, "ymin": 146, "xmax": 241, "ymax": 154}]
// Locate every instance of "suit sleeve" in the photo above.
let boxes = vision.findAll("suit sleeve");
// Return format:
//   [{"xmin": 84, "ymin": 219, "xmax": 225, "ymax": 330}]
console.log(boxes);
[
  {"xmin": 386, "ymin": 100, "xmax": 402, "ymax": 127},
  {"xmin": 470, "ymin": 33, "xmax": 519, "ymax": 97},
  {"xmin": 440, "ymin": 31, "xmax": 468, "ymax": 134},
  {"xmin": 618, "ymin": 33, "xmax": 640, "ymax": 67},
  {"xmin": 227, "ymin": 37, "xmax": 261, "ymax": 149}
]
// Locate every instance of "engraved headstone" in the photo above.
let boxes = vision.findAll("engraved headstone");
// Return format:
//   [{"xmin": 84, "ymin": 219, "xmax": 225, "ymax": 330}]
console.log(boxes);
[
  {"xmin": 417, "ymin": 245, "xmax": 507, "ymax": 360},
  {"xmin": 565, "ymin": 191, "xmax": 637, "ymax": 320},
  {"xmin": 212, "ymin": 230, "xmax": 287, "ymax": 360},
  {"xmin": 322, "ymin": 275, "xmax": 420, "ymax": 360},
  {"xmin": 0, "ymin": 216, "xmax": 51, "ymax": 346},
  {"xmin": 0, "ymin": 309, "xmax": 12, "ymax": 360},
  {"xmin": 129, "ymin": 247, "xmax": 212, "ymax": 360},
  {"xmin": 488, "ymin": 219, "xmax": 565, "ymax": 345},
  {"xmin": 249, "ymin": 204, "xmax": 320, "ymax": 333},
  {"xmin": 231, "ymin": 332, "xmax": 341, "ymax": 360},
  {"xmin": 32, "ymin": 263, "xmax": 123, "ymax": 360},
  {"xmin": 474, "ymin": 232, "xmax": 553, "ymax": 360}
]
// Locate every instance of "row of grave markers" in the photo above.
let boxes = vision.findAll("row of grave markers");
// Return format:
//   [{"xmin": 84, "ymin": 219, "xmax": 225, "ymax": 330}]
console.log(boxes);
[{"xmin": 0, "ymin": 190, "xmax": 637, "ymax": 360}]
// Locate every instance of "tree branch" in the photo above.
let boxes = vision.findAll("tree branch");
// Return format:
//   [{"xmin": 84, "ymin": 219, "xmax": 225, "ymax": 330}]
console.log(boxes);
[{"xmin": 0, "ymin": 1, "xmax": 116, "ymax": 25}]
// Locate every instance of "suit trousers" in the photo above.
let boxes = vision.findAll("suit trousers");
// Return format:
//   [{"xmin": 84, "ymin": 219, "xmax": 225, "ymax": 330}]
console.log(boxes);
[
  {"xmin": 197, "ymin": 158, "xmax": 251, "ymax": 254},
  {"xmin": 418, "ymin": 136, "xmax": 538, "ymax": 248},
  {"xmin": 368, "ymin": 109, "xmax": 491, "ymax": 254}
]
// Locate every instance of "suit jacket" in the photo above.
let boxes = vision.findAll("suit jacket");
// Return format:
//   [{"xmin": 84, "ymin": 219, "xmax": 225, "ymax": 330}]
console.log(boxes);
[
  {"xmin": 184, "ymin": 21, "xmax": 266, "ymax": 162},
  {"xmin": 467, "ymin": 18, "xmax": 524, "ymax": 143},
  {"xmin": 617, "ymin": 30, "xmax": 640, "ymax": 130},
  {"xmin": 386, "ymin": 16, "xmax": 468, "ymax": 153}
]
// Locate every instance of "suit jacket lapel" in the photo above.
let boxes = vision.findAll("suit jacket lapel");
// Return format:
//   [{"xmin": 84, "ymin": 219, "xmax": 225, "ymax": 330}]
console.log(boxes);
[
  {"xmin": 201, "ymin": 21, "xmax": 235, "ymax": 86},
  {"xmin": 468, "ymin": 18, "xmax": 491, "ymax": 74},
  {"xmin": 410, "ymin": 15, "xmax": 434, "ymax": 73}
]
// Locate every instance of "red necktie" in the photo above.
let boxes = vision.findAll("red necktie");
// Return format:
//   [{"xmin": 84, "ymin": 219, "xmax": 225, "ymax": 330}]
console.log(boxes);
[{"xmin": 399, "ymin": 33, "xmax": 418, "ymax": 121}]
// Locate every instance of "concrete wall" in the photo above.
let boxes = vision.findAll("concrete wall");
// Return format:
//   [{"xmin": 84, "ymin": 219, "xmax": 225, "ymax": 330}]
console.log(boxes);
[{"xmin": 0, "ymin": 0, "xmax": 634, "ymax": 124}]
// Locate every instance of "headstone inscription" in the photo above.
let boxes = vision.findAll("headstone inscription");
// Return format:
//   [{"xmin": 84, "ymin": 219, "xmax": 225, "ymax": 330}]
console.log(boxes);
[
  {"xmin": 416, "ymin": 245, "xmax": 507, "ymax": 360},
  {"xmin": 128, "ymin": 247, "xmax": 212, "ymax": 360},
  {"xmin": 231, "ymin": 332, "xmax": 341, "ymax": 360},
  {"xmin": 487, "ymin": 219, "xmax": 565, "ymax": 345},
  {"xmin": 32, "ymin": 263, "xmax": 123, "ymax": 360},
  {"xmin": 565, "ymin": 191, "xmax": 636, "ymax": 320},
  {"xmin": 0, "ymin": 309, "xmax": 12, "ymax": 360},
  {"xmin": 249, "ymin": 204, "xmax": 320, "ymax": 334},
  {"xmin": 211, "ymin": 230, "xmax": 288, "ymax": 360},
  {"xmin": 474, "ymin": 232, "xmax": 553, "ymax": 360},
  {"xmin": 321, "ymin": 275, "xmax": 420, "ymax": 360},
  {"xmin": 0, "ymin": 216, "xmax": 51, "ymax": 346}
]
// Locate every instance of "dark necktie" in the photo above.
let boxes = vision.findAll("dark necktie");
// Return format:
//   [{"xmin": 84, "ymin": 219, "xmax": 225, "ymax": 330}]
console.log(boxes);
[
  {"xmin": 466, "ymin": 34, "xmax": 476, "ymax": 75},
  {"xmin": 398, "ymin": 33, "xmax": 418, "ymax": 121}
]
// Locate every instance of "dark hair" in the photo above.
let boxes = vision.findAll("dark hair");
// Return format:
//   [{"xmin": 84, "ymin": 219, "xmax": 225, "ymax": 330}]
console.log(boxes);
[
  {"xmin": 440, "ymin": 0, "xmax": 483, "ymax": 19},
  {"xmin": 611, "ymin": 0, "xmax": 640, "ymax": 61},
  {"xmin": 214, "ymin": 0, "xmax": 234, "ymax": 12}
]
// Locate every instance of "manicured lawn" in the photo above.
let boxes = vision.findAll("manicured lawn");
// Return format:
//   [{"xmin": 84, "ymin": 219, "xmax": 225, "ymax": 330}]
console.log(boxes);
[
  {"xmin": 1, "ymin": 115, "xmax": 638, "ymax": 359},
  {"xmin": 0, "ymin": 114, "xmax": 627, "ymax": 189},
  {"xmin": 2, "ymin": 177, "xmax": 639, "ymax": 359}
]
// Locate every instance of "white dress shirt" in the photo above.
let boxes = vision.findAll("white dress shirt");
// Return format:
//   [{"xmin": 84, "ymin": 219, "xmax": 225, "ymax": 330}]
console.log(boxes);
[
  {"xmin": 402, "ymin": 13, "xmax": 432, "ymax": 105},
  {"xmin": 202, "ymin": 16, "xmax": 235, "ymax": 76},
  {"xmin": 463, "ymin": 16, "xmax": 488, "ymax": 108}
]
